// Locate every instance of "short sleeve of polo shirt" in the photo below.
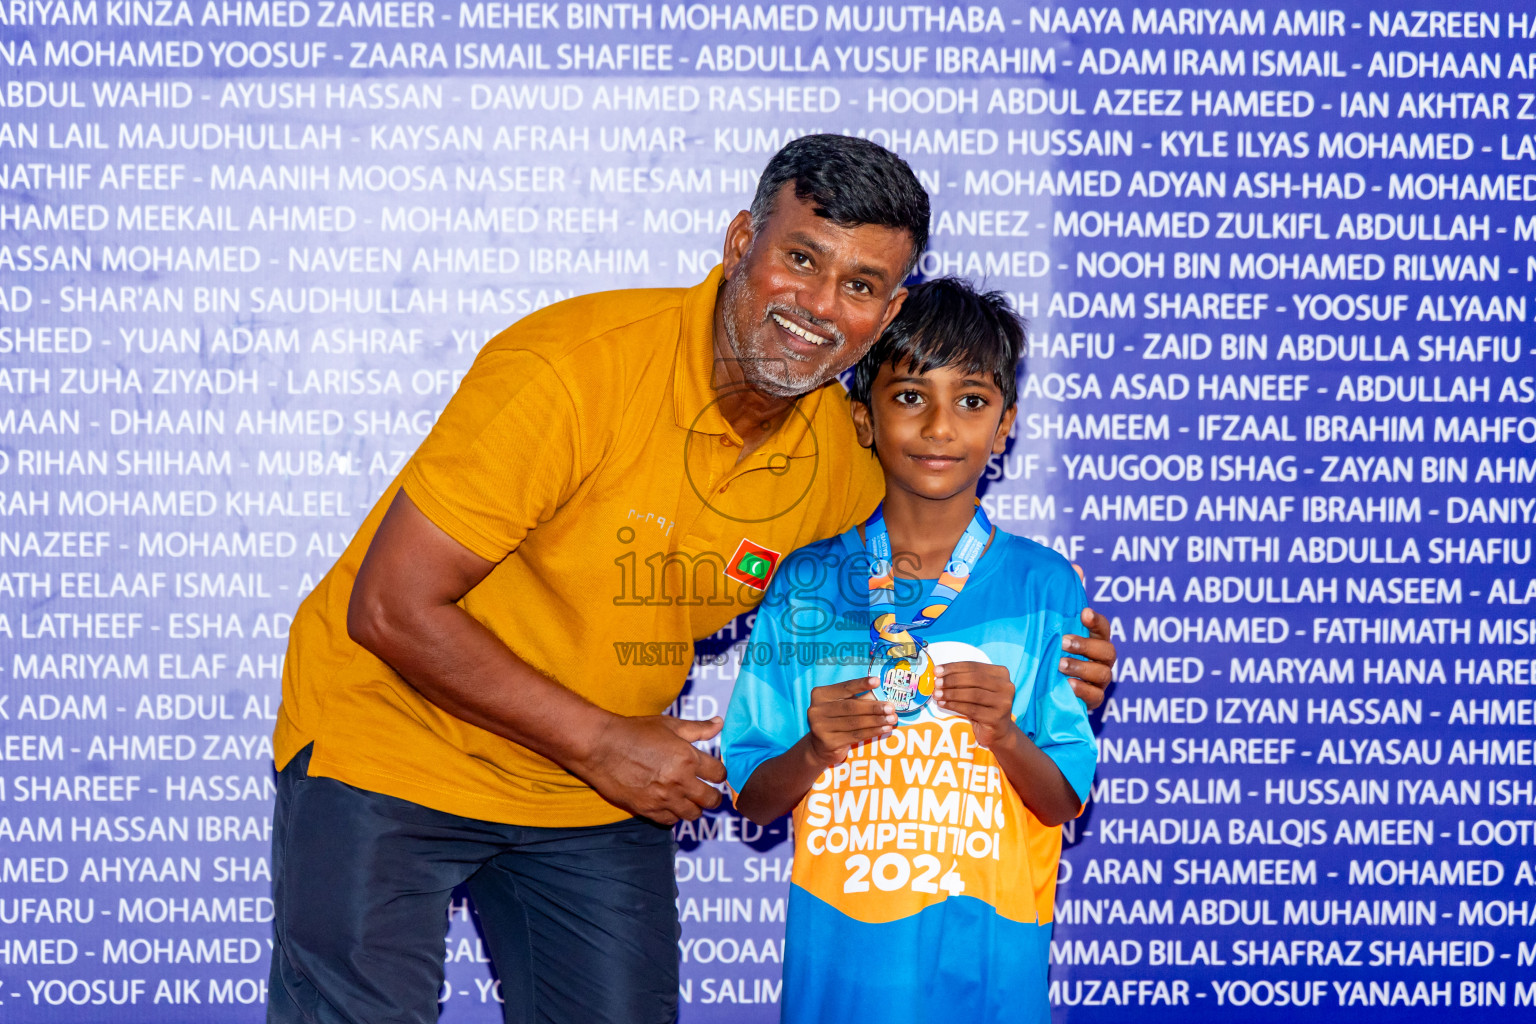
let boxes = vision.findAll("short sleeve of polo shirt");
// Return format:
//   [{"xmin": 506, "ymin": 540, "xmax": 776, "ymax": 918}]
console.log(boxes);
[{"xmin": 400, "ymin": 347, "xmax": 586, "ymax": 563}]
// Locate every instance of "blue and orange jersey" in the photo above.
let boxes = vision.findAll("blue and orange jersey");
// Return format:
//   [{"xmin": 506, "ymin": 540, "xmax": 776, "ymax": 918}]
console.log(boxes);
[{"xmin": 724, "ymin": 526, "xmax": 1097, "ymax": 1023}]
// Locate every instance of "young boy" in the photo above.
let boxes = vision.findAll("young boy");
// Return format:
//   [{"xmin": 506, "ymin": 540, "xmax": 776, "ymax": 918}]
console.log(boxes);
[{"xmin": 722, "ymin": 277, "xmax": 1096, "ymax": 1024}]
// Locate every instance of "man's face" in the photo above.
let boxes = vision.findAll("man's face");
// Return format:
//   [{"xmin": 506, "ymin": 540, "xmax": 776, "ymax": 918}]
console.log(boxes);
[{"xmin": 717, "ymin": 187, "xmax": 914, "ymax": 398}]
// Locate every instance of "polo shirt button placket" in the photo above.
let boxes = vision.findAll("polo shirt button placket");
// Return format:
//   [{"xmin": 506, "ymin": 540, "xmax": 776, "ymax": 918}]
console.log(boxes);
[{"xmin": 717, "ymin": 435, "xmax": 739, "ymax": 492}]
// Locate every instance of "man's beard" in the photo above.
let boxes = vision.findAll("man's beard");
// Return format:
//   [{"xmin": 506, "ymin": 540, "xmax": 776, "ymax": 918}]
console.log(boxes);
[{"xmin": 720, "ymin": 271, "xmax": 848, "ymax": 399}]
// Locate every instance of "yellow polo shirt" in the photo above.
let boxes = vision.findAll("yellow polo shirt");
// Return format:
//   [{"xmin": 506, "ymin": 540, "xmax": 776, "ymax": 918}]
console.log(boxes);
[{"xmin": 273, "ymin": 268, "xmax": 885, "ymax": 826}]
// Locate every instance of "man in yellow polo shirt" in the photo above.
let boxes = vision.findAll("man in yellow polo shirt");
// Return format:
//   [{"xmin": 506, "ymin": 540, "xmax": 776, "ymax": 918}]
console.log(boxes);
[{"xmin": 267, "ymin": 136, "xmax": 1116, "ymax": 1024}]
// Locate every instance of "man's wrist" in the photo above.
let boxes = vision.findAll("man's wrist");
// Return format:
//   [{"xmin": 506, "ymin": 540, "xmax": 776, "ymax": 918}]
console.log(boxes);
[{"xmin": 565, "ymin": 705, "xmax": 626, "ymax": 770}]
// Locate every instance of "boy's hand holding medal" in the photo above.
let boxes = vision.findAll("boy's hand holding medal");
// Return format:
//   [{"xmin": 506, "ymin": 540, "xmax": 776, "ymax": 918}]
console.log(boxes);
[{"xmin": 805, "ymin": 677, "xmax": 898, "ymax": 767}]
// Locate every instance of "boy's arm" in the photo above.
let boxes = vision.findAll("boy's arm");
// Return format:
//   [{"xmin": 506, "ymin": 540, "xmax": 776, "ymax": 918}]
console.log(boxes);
[
  {"xmin": 722, "ymin": 565, "xmax": 899, "ymax": 826},
  {"xmin": 733, "ymin": 677, "xmax": 895, "ymax": 825},
  {"xmin": 934, "ymin": 662, "xmax": 1082, "ymax": 827}
]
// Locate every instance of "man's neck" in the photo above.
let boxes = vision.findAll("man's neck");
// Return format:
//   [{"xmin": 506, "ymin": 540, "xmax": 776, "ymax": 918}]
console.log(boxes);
[
  {"xmin": 878, "ymin": 487, "xmax": 983, "ymax": 579},
  {"xmin": 711, "ymin": 311, "xmax": 795, "ymax": 455}
]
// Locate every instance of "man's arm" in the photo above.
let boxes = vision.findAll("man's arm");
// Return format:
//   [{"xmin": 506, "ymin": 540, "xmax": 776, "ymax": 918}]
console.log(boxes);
[
  {"xmin": 1063, "ymin": 607, "xmax": 1115, "ymax": 711},
  {"xmin": 347, "ymin": 490, "xmax": 726, "ymax": 826}
]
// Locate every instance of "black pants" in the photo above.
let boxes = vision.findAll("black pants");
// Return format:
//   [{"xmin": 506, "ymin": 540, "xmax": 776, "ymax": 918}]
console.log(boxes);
[{"xmin": 267, "ymin": 746, "xmax": 679, "ymax": 1024}]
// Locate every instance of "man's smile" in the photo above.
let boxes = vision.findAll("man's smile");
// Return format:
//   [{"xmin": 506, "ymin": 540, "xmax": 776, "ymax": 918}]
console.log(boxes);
[{"xmin": 769, "ymin": 310, "xmax": 836, "ymax": 349}]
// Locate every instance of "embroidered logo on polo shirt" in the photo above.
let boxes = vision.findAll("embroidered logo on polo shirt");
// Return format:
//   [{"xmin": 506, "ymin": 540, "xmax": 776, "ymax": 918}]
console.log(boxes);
[{"xmin": 724, "ymin": 538, "xmax": 781, "ymax": 591}]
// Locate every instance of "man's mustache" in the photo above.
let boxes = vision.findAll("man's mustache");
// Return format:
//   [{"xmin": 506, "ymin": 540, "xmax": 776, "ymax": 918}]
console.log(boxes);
[{"xmin": 765, "ymin": 303, "xmax": 846, "ymax": 347}]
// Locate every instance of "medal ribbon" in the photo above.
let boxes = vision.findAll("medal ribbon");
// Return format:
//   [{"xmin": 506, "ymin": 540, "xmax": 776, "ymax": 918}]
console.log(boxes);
[{"xmin": 864, "ymin": 500, "xmax": 993, "ymax": 658}]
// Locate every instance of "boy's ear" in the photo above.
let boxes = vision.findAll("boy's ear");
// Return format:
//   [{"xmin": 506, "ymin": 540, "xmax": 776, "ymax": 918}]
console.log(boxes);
[
  {"xmin": 851, "ymin": 399, "xmax": 876, "ymax": 449},
  {"xmin": 991, "ymin": 406, "xmax": 1017, "ymax": 454}
]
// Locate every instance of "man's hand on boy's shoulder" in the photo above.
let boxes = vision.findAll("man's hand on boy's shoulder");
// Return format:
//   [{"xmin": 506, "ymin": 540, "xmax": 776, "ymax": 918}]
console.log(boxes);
[
  {"xmin": 1062, "ymin": 608, "xmax": 1116, "ymax": 712},
  {"xmin": 807, "ymin": 677, "xmax": 897, "ymax": 767}
]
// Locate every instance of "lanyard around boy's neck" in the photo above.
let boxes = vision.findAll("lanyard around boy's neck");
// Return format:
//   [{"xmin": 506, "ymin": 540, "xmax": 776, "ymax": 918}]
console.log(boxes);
[{"xmin": 864, "ymin": 500, "xmax": 994, "ymax": 658}]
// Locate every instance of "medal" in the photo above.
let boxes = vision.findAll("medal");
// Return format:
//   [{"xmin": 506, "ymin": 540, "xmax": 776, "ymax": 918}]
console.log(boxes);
[
  {"xmin": 864, "ymin": 501, "xmax": 992, "ymax": 714},
  {"xmin": 870, "ymin": 640, "xmax": 935, "ymax": 714}
]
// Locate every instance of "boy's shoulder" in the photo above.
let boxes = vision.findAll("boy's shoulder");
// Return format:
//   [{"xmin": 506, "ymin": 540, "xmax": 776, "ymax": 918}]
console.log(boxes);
[
  {"xmin": 988, "ymin": 529, "xmax": 1086, "ymax": 603},
  {"xmin": 771, "ymin": 530, "xmax": 857, "ymax": 580},
  {"xmin": 757, "ymin": 529, "xmax": 859, "ymax": 607}
]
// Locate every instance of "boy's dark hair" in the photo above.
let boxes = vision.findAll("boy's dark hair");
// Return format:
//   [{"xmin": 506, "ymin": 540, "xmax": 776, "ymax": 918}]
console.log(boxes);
[
  {"xmin": 750, "ymin": 134, "xmax": 930, "ymax": 278},
  {"xmin": 850, "ymin": 277, "xmax": 1025, "ymax": 410}
]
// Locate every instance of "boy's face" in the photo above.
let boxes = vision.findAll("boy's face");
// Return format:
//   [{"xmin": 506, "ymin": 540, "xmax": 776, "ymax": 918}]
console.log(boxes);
[{"xmin": 851, "ymin": 356, "xmax": 1016, "ymax": 504}]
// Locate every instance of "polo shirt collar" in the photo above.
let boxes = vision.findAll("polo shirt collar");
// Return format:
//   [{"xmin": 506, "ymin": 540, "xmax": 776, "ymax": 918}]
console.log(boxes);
[{"xmin": 672, "ymin": 266, "xmax": 825, "ymax": 459}]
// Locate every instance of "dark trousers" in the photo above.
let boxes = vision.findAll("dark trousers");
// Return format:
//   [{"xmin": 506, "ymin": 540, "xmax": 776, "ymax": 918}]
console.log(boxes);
[{"xmin": 267, "ymin": 746, "xmax": 679, "ymax": 1024}]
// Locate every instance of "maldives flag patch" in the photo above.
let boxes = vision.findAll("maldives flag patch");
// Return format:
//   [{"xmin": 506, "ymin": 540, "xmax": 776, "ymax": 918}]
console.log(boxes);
[{"xmin": 725, "ymin": 538, "xmax": 781, "ymax": 591}]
